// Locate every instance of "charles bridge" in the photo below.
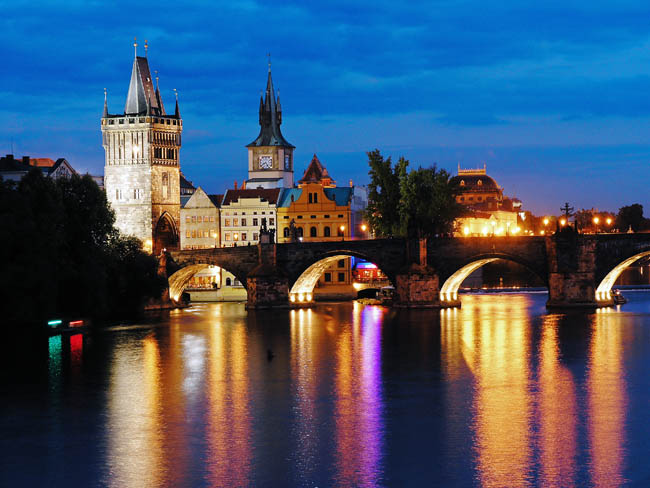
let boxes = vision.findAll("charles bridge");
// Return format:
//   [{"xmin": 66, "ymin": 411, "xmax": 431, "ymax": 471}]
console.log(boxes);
[{"xmin": 165, "ymin": 230, "xmax": 650, "ymax": 309}]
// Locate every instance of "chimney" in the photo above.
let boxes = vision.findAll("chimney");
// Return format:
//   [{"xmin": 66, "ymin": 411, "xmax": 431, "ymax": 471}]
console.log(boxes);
[
  {"xmin": 22, "ymin": 156, "xmax": 30, "ymax": 165},
  {"xmin": 234, "ymin": 180, "xmax": 238, "ymax": 190},
  {"xmin": 349, "ymin": 179, "xmax": 353, "ymax": 187}
]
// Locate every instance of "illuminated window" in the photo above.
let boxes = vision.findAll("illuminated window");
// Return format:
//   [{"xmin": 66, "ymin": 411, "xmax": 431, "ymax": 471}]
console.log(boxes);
[
  {"xmin": 191, "ymin": 230, "xmax": 196, "ymax": 238},
  {"xmin": 192, "ymin": 216, "xmax": 196, "ymax": 223},
  {"xmin": 186, "ymin": 230, "xmax": 190, "ymax": 238},
  {"xmin": 225, "ymin": 233, "xmax": 231, "ymax": 241},
  {"xmin": 210, "ymin": 216, "xmax": 215, "ymax": 222},
  {"xmin": 185, "ymin": 216, "xmax": 191, "ymax": 223},
  {"xmin": 242, "ymin": 232, "xmax": 247, "ymax": 241},
  {"xmin": 233, "ymin": 218, "xmax": 239, "ymax": 226},
  {"xmin": 225, "ymin": 219, "xmax": 230, "ymax": 227}
]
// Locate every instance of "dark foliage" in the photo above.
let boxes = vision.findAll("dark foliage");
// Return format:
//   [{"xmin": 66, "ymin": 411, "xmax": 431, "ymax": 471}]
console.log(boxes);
[
  {"xmin": 364, "ymin": 149, "xmax": 463, "ymax": 238},
  {"xmin": 0, "ymin": 170, "xmax": 165, "ymax": 325}
]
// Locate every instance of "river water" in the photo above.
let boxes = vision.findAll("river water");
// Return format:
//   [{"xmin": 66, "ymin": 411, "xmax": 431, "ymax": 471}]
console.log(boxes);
[{"xmin": 1, "ymin": 292, "xmax": 649, "ymax": 487}]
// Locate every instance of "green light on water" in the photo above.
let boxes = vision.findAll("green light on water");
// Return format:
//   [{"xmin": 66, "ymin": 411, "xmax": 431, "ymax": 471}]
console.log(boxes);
[{"xmin": 47, "ymin": 319, "xmax": 63, "ymax": 327}]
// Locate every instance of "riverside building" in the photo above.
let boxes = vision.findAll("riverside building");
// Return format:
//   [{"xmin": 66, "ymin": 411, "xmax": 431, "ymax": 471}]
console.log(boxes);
[{"xmin": 101, "ymin": 40, "xmax": 182, "ymax": 254}]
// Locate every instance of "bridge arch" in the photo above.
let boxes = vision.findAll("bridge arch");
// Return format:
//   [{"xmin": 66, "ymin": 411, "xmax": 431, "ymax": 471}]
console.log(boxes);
[
  {"xmin": 168, "ymin": 263, "xmax": 247, "ymax": 303},
  {"xmin": 439, "ymin": 253, "xmax": 547, "ymax": 304},
  {"xmin": 595, "ymin": 250, "xmax": 650, "ymax": 302},
  {"xmin": 289, "ymin": 251, "xmax": 394, "ymax": 304}
]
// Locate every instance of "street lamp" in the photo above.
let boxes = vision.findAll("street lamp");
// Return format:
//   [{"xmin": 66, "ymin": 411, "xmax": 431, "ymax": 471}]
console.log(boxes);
[
  {"xmin": 560, "ymin": 218, "xmax": 566, "ymax": 227},
  {"xmin": 593, "ymin": 216, "xmax": 600, "ymax": 233},
  {"xmin": 543, "ymin": 218, "xmax": 549, "ymax": 226},
  {"xmin": 340, "ymin": 225, "xmax": 345, "ymax": 241}
]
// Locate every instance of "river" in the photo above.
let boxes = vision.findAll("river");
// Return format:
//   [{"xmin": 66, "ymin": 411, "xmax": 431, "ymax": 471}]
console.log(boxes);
[{"xmin": 1, "ymin": 292, "xmax": 649, "ymax": 487}]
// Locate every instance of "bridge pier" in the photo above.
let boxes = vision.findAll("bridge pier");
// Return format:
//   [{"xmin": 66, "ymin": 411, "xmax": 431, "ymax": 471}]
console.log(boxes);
[
  {"xmin": 246, "ymin": 266, "xmax": 289, "ymax": 309},
  {"xmin": 394, "ymin": 266, "xmax": 442, "ymax": 308},
  {"xmin": 546, "ymin": 232, "xmax": 602, "ymax": 308}
]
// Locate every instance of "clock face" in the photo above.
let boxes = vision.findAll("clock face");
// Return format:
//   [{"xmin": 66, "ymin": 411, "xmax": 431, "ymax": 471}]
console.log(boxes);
[
  {"xmin": 284, "ymin": 154, "xmax": 290, "ymax": 170},
  {"xmin": 259, "ymin": 155, "xmax": 273, "ymax": 169}
]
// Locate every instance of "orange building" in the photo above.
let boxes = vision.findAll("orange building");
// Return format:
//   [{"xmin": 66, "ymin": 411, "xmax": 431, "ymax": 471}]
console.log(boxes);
[{"xmin": 277, "ymin": 155, "xmax": 354, "ymax": 298}]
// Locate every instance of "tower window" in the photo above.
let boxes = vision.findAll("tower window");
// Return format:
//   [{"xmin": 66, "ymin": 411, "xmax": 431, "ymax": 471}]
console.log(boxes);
[
  {"xmin": 162, "ymin": 172, "xmax": 169, "ymax": 199},
  {"xmin": 310, "ymin": 226, "xmax": 317, "ymax": 237},
  {"xmin": 324, "ymin": 226, "xmax": 331, "ymax": 237}
]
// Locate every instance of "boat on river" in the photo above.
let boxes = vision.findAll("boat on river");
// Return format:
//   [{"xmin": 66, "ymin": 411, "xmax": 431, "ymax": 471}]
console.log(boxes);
[{"xmin": 612, "ymin": 289, "xmax": 627, "ymax": 305}]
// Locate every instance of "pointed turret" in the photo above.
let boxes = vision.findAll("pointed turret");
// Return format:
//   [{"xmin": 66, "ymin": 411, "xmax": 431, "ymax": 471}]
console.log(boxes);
[
  {"xmin": 103, "ymin": 88, "xmax": 109, "ymax": 117},
  {"xmin": 154, "ymin": 71, "xmax": 166, "ymax": 115},
  {"xmin": 174, "ymin": 89, "xmax": 180, "ymax": 118},
  {"xmin": 247, "ymin": 63, "xmax": 294, "ymax": 148},
  {"xmin": 124, "ymin": 41, "xmax": 160, "ymax": 115}
]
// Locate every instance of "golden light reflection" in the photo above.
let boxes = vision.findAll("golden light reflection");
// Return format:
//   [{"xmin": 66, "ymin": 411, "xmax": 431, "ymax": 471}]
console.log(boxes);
[
  {"xmin": 457, "ymin": 295, "xmax": 533, "ymax": 487},
  {"xmin": 539, "ymin": 316, "xmax": 577, "ymax": 487},
  {"xmin": 588, "ymin": 312, "xmax": 626, "ymax": 487},
  {"xmin": 206, "ymin": 320, "xmax": 251, "ymax": 487},
  {"xmin": 107, "ymin": 336, "xmax": 163, "ymax": 487}
]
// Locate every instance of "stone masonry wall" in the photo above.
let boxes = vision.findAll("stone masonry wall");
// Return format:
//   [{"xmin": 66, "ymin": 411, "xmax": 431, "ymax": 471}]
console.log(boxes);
[{"xmin": 104, "ymin": 164, "xmax": 153, "ymax": 241}]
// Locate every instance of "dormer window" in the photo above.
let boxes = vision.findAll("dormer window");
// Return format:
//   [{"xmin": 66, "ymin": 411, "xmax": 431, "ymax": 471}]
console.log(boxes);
[
  {"xmin": 460, "ymin": 180, "xmax": 465, "ymax": 186},
  {"xmin": 477, "ymin": 180, "xmax": 483, "ymax": 186}
]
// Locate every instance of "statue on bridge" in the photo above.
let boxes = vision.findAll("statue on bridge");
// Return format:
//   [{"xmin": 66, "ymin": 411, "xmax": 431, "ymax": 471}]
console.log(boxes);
[{"xmin": 289, "ymin": 218, "xmax": 299, "ymax": 243}]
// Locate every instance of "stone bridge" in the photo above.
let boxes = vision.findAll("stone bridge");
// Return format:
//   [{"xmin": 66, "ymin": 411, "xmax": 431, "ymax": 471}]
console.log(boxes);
[{"xmin": 166, "ymin": 230, "xmax": 650, "ymax": 309}]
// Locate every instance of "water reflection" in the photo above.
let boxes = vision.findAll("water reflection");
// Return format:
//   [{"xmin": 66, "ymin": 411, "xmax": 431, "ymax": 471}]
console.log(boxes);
[
  {"xmin": 588, "ymin": 310, "xmax": 627, "ymax": 487},
  {"xmin": 333, "ymin": 303, "xmax": 385, "ymax": 487},
  {"xmin": 106, "ymin": 336, "xmax": 164, "ymax": 487},
  {"xmin": 7, "ymin": 295, "xmax": 644, "ymax": 486},
  {"xmin": 538, "ymin": 316, "xmax": 578, "ymax": 487}
]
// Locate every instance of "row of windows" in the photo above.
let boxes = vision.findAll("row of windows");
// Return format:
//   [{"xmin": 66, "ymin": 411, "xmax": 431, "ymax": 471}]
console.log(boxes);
[
  {"xmin": 106, "ymin": 118, "xmax": 180, "ymax": 126},
  {"xmin": 115, "ymin": 188, "xmax": 144, "ymax": 200},
  {"xmin": 459, "ymin": 196, "xmax": 487, "ymax": 202},
  {"xmin": 185, "ymin": 215, "xmax": 216, "ymax": 223},
  {"xmin": 223, "ymin": 218, "xmax": 274, "ymax": 227},
  {"xmin": 223, "ymin": 232, "xmax": 259, "ymax": 241},
  {"xmin": 282, "ymin": 214, "xmax": 344, "ymax": 220},
  {"xmin": 282, "ymin": 226, "xmax": 344, "ymax": 238},
  {"xmin": 153, "ymin": 147, "xmax": 177, "ymax": 160},
  {"xmin": 185, "ymin": 229, "xmax": 217, "ymax": 238},
  {"xmin": 222, "ymin": 211, "xmax": 269, "ymax": 216},
  {"xmin": 322, "ymin": 272, "xmax": 346, "ymax": 283}
]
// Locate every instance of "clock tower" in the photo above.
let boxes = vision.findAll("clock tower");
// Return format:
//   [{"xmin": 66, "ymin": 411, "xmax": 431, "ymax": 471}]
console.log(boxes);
[{"xmin": 246, "ymin": 63, "xmax": 295, "ymax": 189}]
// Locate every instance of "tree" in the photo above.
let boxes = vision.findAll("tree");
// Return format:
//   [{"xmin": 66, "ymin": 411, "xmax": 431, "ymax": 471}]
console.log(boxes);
[
  {"xmin": 0, "ymin": 170, "xmax": 165, "ymax": 326},
  {"xmin": 364, "ymin": 150, "xmax": 407, "ymax": 237},
  {"xmin": 364, "ymin": 149, "xmax": 463, "ymax": 238},
  {"xmin": 616, "ymin": 204, "xmax": 647, "ymax": 232}
]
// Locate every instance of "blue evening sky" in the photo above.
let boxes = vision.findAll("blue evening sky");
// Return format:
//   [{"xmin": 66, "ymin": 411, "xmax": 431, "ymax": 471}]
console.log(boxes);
[{"xmin": 2, "ymin": 0, "xmax": 650, "ymax": 214}]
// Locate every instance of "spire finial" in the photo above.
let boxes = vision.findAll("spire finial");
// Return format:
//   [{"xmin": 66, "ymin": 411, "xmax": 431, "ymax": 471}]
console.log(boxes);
[
  {"xmin": 267, "ymin": 52, "xmax": 271, "ymax": 72},
  {"xmin": 133, "ymin": 37, "xmax": 138, "ymax": 57},
  {"xmin": 155, "ymin": 70, "xmax": 159, "ymax": 90},
  {"xmin": 144, "ymin": 39, "xmax": 148, "ymax": 57},
  {"xmin": 103, "ymin": 88, "xmax": 108, "ymax": 117},
  {"xmin": 173, "ymin": 88, "xmax": 178, "ymax": 101}
]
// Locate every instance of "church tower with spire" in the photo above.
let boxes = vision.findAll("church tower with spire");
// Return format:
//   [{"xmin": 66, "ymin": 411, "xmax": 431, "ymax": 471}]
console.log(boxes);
[
  {"xmin": 246, "ymin": 61, "xmax": 295, "ymax": 189},
  {"xmin": 101, "ymin": 40, "xmax": 183, "ymax": 254}
]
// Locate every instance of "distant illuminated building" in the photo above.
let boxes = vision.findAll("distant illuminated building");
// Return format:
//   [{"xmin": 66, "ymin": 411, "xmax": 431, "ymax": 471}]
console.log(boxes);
[{"xmin": 450, "ymin": 165, "xmax": 521, "ymax": 236}]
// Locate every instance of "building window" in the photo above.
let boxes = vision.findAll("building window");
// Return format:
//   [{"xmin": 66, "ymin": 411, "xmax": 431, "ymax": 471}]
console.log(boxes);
[
  {"xmin": 297, "ymin": 227, "xmax": 304, "ymax": 237},
  {"xmin": 210, "ymin": 216, "xmax": 215, "ymax": 222},
  {"xmin": 338, "ymin": 259, "xmax": 345, "ymax": 268},
  {"xmin": 241, "ymin": 218, "xmax": 247, "ymax": 226},
  {"xmin": 225, "ymin": 219, "xmax": 230, "ymax": 227},
  {"xmin": 338, "ymin": 272, "xmax": 345, "ymax": 282},
  {"xmin": 311, "ymin": 215, "xmax": 316, "ymax": 219},
  {"xmin": 283, "ymin": 227, "xmax": 290, "ymax": 238},
  {"xmin": 309, "ymin": 193, "xmax": 313, "ymax": 203},
  {"xmin": 314, "ymin": 193, "xmax": 318, "ymax": 203},
  {"xmin": 270, "ymin": 218, "xmax": 275, "ymax": 226},
  {"xmin": 204, "ymin": 230, "xmax": 209, "ymax": 238},
  {"xmin": 192, "ymin": 216, "xmax": 196, "ymax": 223},
  {"xmin": 191, "ymin": 230, "xmax": 196, "ymax": 238},
  {"xmin": 468, "ymin": 197, "xmax": 474, "ymax": 201},
  {"xmin": 226, "ymin": 277, "xmax": 232, "ymax": 286},
  {"xmin": 162, "ymin": 172, "xmax": 169, "ymax": 199},
  {"xmin": 337, "ymin": 227, "xmax": 344, "ymax": 237},
  {"xmin": 460, "ymin": 197, "xmax": 464, "ymax": 202},
  {"xmin": 242, "ymin": 232, "xmax": 247, "ymax": 241},
  {"xmin": 310, "ymin": 226, "xmax": 317, "ymax": 237},
  {"xmin": 186, "ymin": 216, "xmax": 191, "ymax": 223},
  {"xmin": 115, "ymin": 189, "xmax": 122, "ymax": 200},
  {"xmin": 324, "ymin": 215, "xmax": 330, "ymax": 218},
  {"xmin": 225, "ymin": 233, "xmax": 231, "ymax": 241},
  {"xmin": 262, "ymin": 217, "xmax": 267, "ymax": 226},
  {"xmin": 253, "ymin": 232, "xmax": 258, "ymax": 241},
  {"xmin": 233, "ymin": 218, "xmax": 239, "ymax": 226},
  {"xmin": 253, "ymin": 218, "xmax": 258, "ymax": 226},
  {"xmin": 324, "ymin": 226, "xmax": 331, "ymax": 237},
  {"xmin": 186, "ymin": 230, "xmax": 191, "ymax": 238},
  {"xmin": 338, "ymin": 214, "xmax": 343, "ymax": 218},
  {"xmin": 324, "ymin": 272, "xmax": 332, "ymax": 282}
]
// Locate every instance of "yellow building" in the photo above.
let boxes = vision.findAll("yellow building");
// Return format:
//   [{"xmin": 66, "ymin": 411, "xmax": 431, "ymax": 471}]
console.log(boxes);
[
  {"xmin": 450, "ymin": 165, "xmax": 521, "ymax": 236},
  {"xmin": 277, "ymin": 155, "xmax": 354, "ymax": 299}
]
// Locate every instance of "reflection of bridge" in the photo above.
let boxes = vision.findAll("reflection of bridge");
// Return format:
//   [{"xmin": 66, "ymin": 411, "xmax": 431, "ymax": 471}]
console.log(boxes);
[{"xmin": 166, "ymin": 231, "xmax": 650, "ymax": 309}]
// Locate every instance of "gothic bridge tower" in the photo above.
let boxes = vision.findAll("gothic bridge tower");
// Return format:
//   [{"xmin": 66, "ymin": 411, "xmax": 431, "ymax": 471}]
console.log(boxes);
[
  {"xmin": 101, "ymin": 40, "xmax": 182, "ymax": 254},
  {"xmin": 246, "ymin": 61, "xmax": 295, "ymax": 189}
]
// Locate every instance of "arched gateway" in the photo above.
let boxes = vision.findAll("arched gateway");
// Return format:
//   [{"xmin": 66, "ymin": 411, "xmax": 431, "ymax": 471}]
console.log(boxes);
[{"xmin": 166, "ymin": 233, "xmax": 650, "ymax": 309}]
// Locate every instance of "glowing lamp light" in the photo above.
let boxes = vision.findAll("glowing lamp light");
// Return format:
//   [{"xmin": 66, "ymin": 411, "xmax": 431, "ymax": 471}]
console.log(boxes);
[
  {"xmin": 353, "ymin": 282, "xmax": 362, "ymax": 290},
  {"xmin": 463, "ymin": 226, "xmax": 470, "ymax": 236},
  {"xmin": 233, "ymin": 233, "xmax": 239, "ymax": 241},
  {"xmin": 543, "ymin": 218, "xmax": 549, "ymax": 225},
  {"xmin": 482, "ymin": 226, "xmax": 489, "ymax": 236},
  {"xmin": 340, "ymin": 225, "xmax": 345, "ymax": 232},
  {"xmin": 606, "ymin": 217, "xmax": 612, "ymax": 225},
  {"xmin": 593, "ymin": 216, "xmax": 600, "ymax": 225},
  {"xmin": 298, "ymin": 293, "xmax": 304, "ymax": 302},
  {"xmin": 290, "ymin": 294, "xmax": 296, "ymax": 302},
  {"xmin": 560, "ymin": 218, "xmax": 566, "ymax": 226},
  {"xmin": 47, "ymin": 319, "xmax": 63, "ymax": 328},
  {"xmin": 540, "ymin": 230, "xmax": 545, "ymax": 235},
  {"xmin": 361, "ymin": 224, "xmax": 367, "ymax": 232},
  {"xmin": 306, "ymin": 293, "xmax": 313, "ymax": 301}
]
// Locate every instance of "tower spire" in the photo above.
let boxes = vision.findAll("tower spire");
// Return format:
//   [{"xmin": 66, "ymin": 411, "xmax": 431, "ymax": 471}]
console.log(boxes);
[
  {"xmin": 174, "ymin": 89, "xmax": 180, "ymax": 118},
  {"xmin": 144, "ymin": 39, "xmax": 148, "ymax": 57},
  {"xmin": 133, "ymin": 37, "xmax": 138, "ymax": 58},
  {"xmin": 103, "ymin": 88, "xmax": 108, "ymax": 117}
]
